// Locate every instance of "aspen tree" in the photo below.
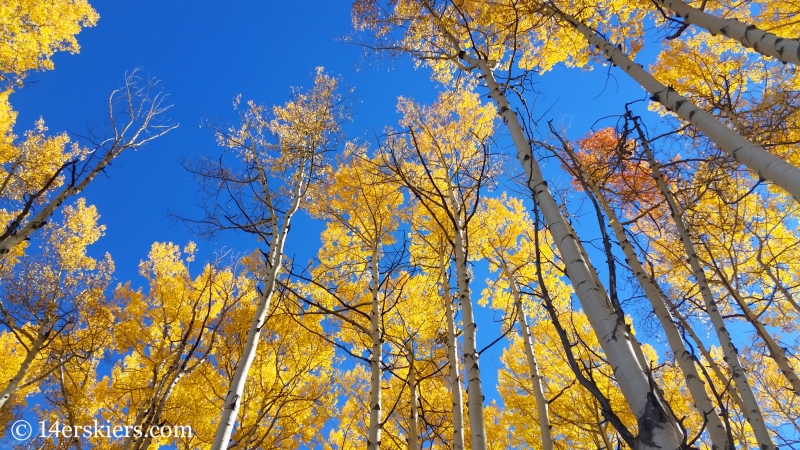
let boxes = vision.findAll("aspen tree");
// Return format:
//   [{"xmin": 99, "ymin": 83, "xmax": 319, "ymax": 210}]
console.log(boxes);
[
  {"xmin": 214, "ymin": 288, "xmax": 336, "ymax": 450},
  {"xmin": 438, "ymin": 245, "xmax": 466, "ymax": 450},
  {"xmin": 705, "ymin": 251, "xmax": 800, "ymax": 396},
  {"xmin": 651, "ymin": 0, "xmax": 800, "ymax": 65},
  {"xmin": 0, "ymin": 71, "xmax": 177, "ymax": 256},
  {"xmin": 321, "ymin": 271, "xmax": 449, "ymax": 449},
  {"xmin": 382, "ymin": 88, "xmax": 497, "ymax": 450},
  {"xmin": 401, "ymin": 234, "xmax": 466, "ymax": 450},
  {"xmin": 558, "ymin": 129, "xmax": 732, "ymax": 449},
  {"xmin": 352, "ymin": 2, "xmax": 685, "ymax": 447},
  {"xmin": 570, "ymin": 123, "xmax": 800, "ymax": 441},
  {"xmin": 631, "ymin": 114, "xmax": 777, "ymax": 449},
  {"xmin": 303, "ymin": 149, "xmax": 406, "ymax": 450},
  {"xmin": 540, "ymin": 5, "xmax": 800, "ymax": 202},
  {"xmin": 476, "ymin": 196, "xmax": 554, "ymax": 450},
  {"xmin": 187, "ymin": 69, "xmax": 346, "ymax": 449},
  {"xmin": 93, "ymin": 243, "xmax": 240, "ymax": 450},
  {"xmin": 492, "ymin": 204, "xmax": 648, "ymax": 447},
  {"xmin": 0, "ymin": 0, "xmax": 97, "ymax": 86},
  {"xmin": 406, "ymin": 340, "xmax": 419, "ymax": 450},
  {"xmin": 0, "ymin": 200, "xmax": 112, "ymax": 412},
  {"xmin": 389, "ymin": 273, "xmax": 452, "ymax": 449}
]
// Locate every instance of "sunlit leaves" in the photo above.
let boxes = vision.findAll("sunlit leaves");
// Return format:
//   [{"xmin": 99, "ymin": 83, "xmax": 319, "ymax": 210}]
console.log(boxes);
[{"xmin": 0, "ymin": 0, "xmax": 98, "ymax": 85}]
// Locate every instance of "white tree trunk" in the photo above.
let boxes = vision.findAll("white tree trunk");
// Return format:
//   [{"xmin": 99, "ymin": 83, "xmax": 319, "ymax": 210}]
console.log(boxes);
[
  {"xmin": 757, "ymin": 254, "xmax": 800, "ymax": 315},
  {"xmin": 555, "ymin": 11, "xmax": 800, "ymax": 202},
  {"xmin": 450, "ymin": 210, "xmax": 487, "ymax": 450},
  {"xmin": 572, "ymin": 161, "xmax": 730, "ymax": 448},
  {"xmin": 0, "ymin": 329, "xmax": 48, "ymax": 410},
  {"xmin": 559, "ymin": 206, "xmax": 684, "ymax": 434},
  {"xmin": 132, "ymin": 355, "xmax": 207, "ymax": 450},
  {"xmin": 654, "ymin": 0, "xmax": 800, "ymax": 65},
  {"xmin": 504, "ymin": 265, "xmax": 553, "ymax": 450},
  {"xmin": 211, "ymin": 181, "xmax": 304, "ymax": 450},
  {"xmin": 440, "ymin": 254, "xmax": 465, "ymax": 450},
  {"xmin": 368, "ymin": 248, "xmax": 383, "ymax": 450},
  {"xmin": 0, "ymin": 150, "xmax": 115, "ymax": 256},
  {"xmin": 675, "ymin": 310, "xmax": 747, "ymax": 413},
  {"xmin": 462, "ymin": 55, "xmax": 684, "ymax": 449},
  {"xmin": 639, "ymin": 132, "xmax": 776, "ymax": 450},
  {"xmin": 713, "ymin": 266, "xmax": 800, "ymax": 396},
  {"xmin": 212, "ymin": 271, "xmax": 278, "ymax": 450}
]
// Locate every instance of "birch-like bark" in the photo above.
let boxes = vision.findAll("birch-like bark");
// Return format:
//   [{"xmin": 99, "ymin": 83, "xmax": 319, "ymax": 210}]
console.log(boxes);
[
  {"xmin": 756, "ymin": 244, "xmax": 800, "ymax": 316},
  {"xmin": 559, "ymin": 210, "xmax": 661, "ymax": 381},
  {"xmin": 0, "ymin": 150, "xmax": 113, "ymax": 255},
  {"xmin": 407, "ymin": 343, "xmax": 419, "ymax": 450},
  {"xmin": 636, "ymin": 121, "xmax": 776, "ymax": 449},
  {"xmin": 412, "ymin": 3, "xmax": 681, "ymax": 445},
  {"xmin": 449, "ymin": 200, "xmax": 487, "ymax": 450},
  {"xmin": 674, "ymin": 310, "xmax": 747, "ymax": 414},
  {"xmin": 440, "ymin": 253, "xmax": 465, "ymax": 450},
  {"xmin": 368, "ymin": 246, "xmax": 383, "ymax": 450},
  {"xmin": 709, "ymin": 261, "xmax": 800, "ymax": 396},
  {"xmin": 562, "ymin": 146, "xmax": 731, "ymax": 449},
  {"xmin": 553, "ymin": 9, "xmax": 800, "ymax": 202},
  {"xmin": 463, "ymin": 56, "xmax": 683, "ymax": 448},
  {"xmin": 653, "ymin": 0, "xmax": 800, "ymax": 66},
  {"xmin": 211, "ymin": 180, "xmax": 304, "ymax": 450},
  {"xmin": 0, "ymin": 73, "xmax": 176, "ymax": 255},
  {"xmin": 459, "ymin": 56, "xmax": 681, "ymax": 448},
  {"xmin": 560, "ymin": 209, "xmax": 661, "ymax": 380},
  {"xmin": 132, "ymin": 354, "xmax": 209, "ymax": 450},
  {"xmin": 503, "ymin": 265, "xmax": 553, "ymax": 450},
  {"xmin": 0, "ymin": 323, "xmax": 52, "ymax": 410}
]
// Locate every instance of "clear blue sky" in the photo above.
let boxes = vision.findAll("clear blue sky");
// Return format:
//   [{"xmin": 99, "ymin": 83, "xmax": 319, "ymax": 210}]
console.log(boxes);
[
  {"xmin": 6, "ymin": 0, "xmax": 677, "ymax": 444},
  {"xmin": 9, "ymin": 0, "xmax": 658, "ymax": 280}
]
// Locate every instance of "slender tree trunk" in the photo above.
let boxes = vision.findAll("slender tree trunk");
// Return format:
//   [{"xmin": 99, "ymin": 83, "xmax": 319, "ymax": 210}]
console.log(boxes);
[
  {"xmin": 58, "ymin": 359, "xmax": 82, "ymax": 450},
  {"xmin": 599, "ymin": 420, "xmax": 615, "ymax": 450},
  {"xmin": 213, "ymin": 262, "xmax": 279, "ymax": 450},
  {"xmin": 456, "ymin": 55, "xmax": 684, "ymax": 449},
  {"xmin": 450, "ymin": 211, "xmax": 487, "ymax": 450},
  {"xmin": 440, "ymin": 253, "xmax": 465, "ymax": 450},
  {"xmin": 563, "ymin": 147, "xmax": 731, "ymax": 449},
  {"xmin": 125, "ymin": 357, "xmax": 180, "ymax": 450},
  {"xmin": 756, "ymin": 247, "xmax": 800, "ymax": 316},
  {"xmin": 559, "ymin": 209, "xmax": 658, "ymax": 379},
  {"xmin": 134, "ymin": 358, "xmax": 207, "ymax": 450},
  {"xmin": 503, "ymin": 265, "xmax": 553, "ymax": 450},
  {"xmin": 710, "ymin": 261, "xmax": 800, "ymax": 396},
  {"xmin": 368, "ymin": 247, "xmax": 383, "ymax": 450},
  {"xmin": 674, "ymin": 310, "xmax": 747, "ymax": 414},
  {"xmin": 636, "ymin": 120, "xmax": 776, "ymax": 450},
  {"xmin": 407, "ymin": 342, "xmax": 419, "ymax": 450},
  {"xmin": 0, "ymin": 326, "xmax": 51, "ymax": 410},
  {"xmin": 653, "ymin": 0, "xmax": 800, "ymax": 65},
  {"xmin": 212, "ymin": 182, "xmax": 304, "ymax": 450},
  {"xmin": 553, "ymin": 9, "xmax": 800, "ymax": 202},
  {"xmin": 122, "ymin": 368, "xmax": 162, "ymax": 450}
]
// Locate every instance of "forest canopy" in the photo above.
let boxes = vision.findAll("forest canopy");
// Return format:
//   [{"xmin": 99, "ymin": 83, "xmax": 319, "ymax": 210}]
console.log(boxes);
[{"xmin": 1, "ymin": 0, "xmax": 799, "ymax": 449}]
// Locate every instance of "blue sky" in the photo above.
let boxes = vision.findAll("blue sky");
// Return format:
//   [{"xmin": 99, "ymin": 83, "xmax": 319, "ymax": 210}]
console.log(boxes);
[
  {"xmin": 9, "ymin": 0, "xmax": 656, "ymax": 276},
  {"xmin": 4, "ymin": 0, "xmax": 683, "ymax": 445}
]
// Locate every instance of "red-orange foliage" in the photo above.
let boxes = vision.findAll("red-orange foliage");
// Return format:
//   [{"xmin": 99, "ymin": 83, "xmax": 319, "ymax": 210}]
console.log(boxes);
[{"xmin": 574, "ymin": 128, "xmax": 664, "ymax": 219}]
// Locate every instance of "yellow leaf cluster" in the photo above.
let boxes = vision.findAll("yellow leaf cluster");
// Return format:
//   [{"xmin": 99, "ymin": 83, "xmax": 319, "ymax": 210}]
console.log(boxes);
[{"xmin": 0, "ymin": 0, "xmax": 98, "ymax": 82}]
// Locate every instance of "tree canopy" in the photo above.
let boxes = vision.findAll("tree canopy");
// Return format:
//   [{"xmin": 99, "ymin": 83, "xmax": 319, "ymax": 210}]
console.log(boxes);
[{"xmin": 1, "ymin": 1, "xmax": 799, "ymax": 449}]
